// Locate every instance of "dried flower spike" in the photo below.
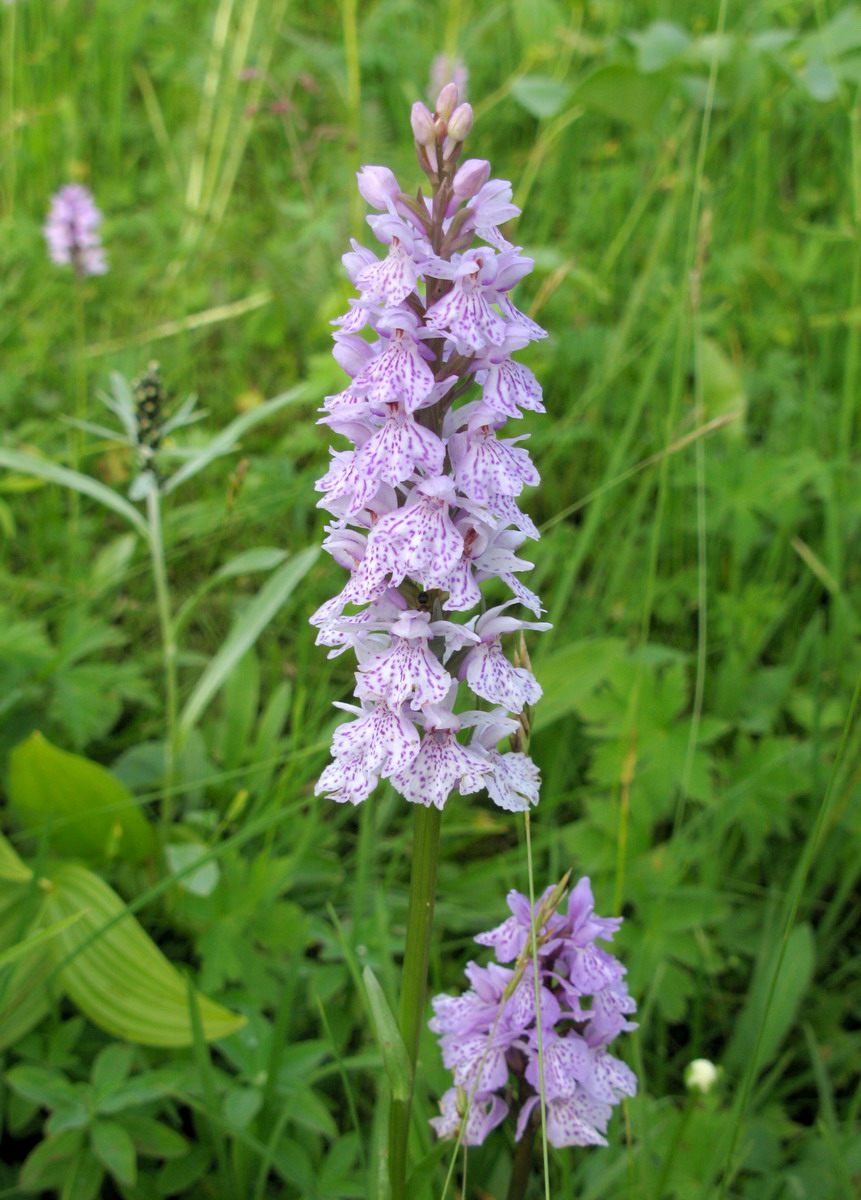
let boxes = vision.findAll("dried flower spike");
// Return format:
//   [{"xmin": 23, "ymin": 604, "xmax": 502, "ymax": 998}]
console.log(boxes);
[{"xmin": 44, "ymin": 184, "xmax": 108, "ymax": 277}]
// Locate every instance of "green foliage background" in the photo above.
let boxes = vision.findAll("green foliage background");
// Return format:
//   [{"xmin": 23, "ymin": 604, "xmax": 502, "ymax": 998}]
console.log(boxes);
[{"xmin": 1, "ymin": 0, "xmax": 860, "ymax": 1197}]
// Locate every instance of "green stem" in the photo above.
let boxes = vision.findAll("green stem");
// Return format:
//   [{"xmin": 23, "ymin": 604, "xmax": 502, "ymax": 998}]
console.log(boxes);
[
  {"xmin": 389, "ymin": 803, "xmax": 442, "ymax": 1199},
  {"xmin": 146, "ymin": 486, "xmax": 179, "ymax": 827},
  {"xmin": 68, "ymin": 275, "xmax": 87, "ymax": 581},
  {"xmin": 506, "ymin": 1121, "xmax": 536, "ymax": 1200}
]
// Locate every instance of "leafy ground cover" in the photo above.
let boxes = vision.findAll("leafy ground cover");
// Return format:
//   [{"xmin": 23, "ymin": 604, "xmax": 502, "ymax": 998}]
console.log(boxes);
[{"xmin": 1, "ymin": 1, "xmax": 860, "ymax": 1197}]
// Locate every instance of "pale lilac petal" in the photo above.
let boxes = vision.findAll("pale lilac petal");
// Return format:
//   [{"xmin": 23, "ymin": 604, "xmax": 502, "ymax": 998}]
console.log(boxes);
[{"xmin": 390, "ymin": 731, "xmax": 489, "ymax": 809}]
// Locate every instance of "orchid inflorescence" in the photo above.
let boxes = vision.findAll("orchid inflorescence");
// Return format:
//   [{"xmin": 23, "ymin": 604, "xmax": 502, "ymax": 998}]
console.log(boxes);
[
  {"xmin": 429, "ymin": 876, "xmax": 638, "ymax": 1148},
  {"xmin": 44, "ymin": 184, "xmax": 108, "ymax": 277},
  {"xmin": 312, "ymin": 83, "xmax": 551, "ymax": 813}
]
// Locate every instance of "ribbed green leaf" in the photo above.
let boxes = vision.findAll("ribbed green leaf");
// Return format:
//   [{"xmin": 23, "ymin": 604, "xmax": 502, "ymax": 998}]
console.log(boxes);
[
  {"xmin": 0, "ymin": 910, "xmax": 84, "ymax": 971},
  {"xmin": 0, "ymin": 896, "xmax": 58, "ymax": 1051},
  {"xmin": 362, "ymin": 965, "xmax": 412, "ymax": 1102},
  {"xmin": 8, "ymin": 732, "xmax": 155, "ymax": 864},
  {"xmin": 0, "ymin": 830, "xmax": 32, "ymax": 883},
  {"xmin": 42, "ymin": 863, "xmax": 245, "ymax": 1046}
]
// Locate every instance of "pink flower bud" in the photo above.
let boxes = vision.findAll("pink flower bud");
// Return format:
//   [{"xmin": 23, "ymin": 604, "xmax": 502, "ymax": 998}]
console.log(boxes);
[
  {"xmin": 411, "ymin": 102, "xmax": 436, "ymax": 146},
  {"xmin": 356, "ymin": 165, "xmax": 400, "ymax": 210},
  {"xmin": 452, "ymin": 158, "xmax": 491, "ymax": 200},
  {"xmin": 435, "ymin": 82, "xmax": 459, "ymax": 120},
  {"xmin": 447, "ymin": 102, "xmax": 473, "ymax": 143}
]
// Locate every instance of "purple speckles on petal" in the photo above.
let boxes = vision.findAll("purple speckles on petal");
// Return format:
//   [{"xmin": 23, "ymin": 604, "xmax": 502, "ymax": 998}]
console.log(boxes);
[
  {"xmin": 430, "ymin": 878, "xmax": 637, "ymax": 1149},
  {"xmin": 313, "ymin": 95, "xmax": 549, "ymax": 812}
]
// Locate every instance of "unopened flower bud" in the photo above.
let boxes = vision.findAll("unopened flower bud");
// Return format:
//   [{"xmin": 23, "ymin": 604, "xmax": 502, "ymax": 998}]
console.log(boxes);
[
  {"xmin": 452, "ymin": 158, "xmax": 491, "ymax": 200},
  {"xmin": 685, "ymin": 1059, "xmax": 720, "ymax": 1094},
  {"xmin": 446, "ymin": 102, "xmax": 473, "ymax": 144},
  {"xmin": 435, "ymin": 82, "xmax": 459, "ymax": 120},
  {"xmin": 411, "ymin": 101, "xmax": 436, "ymax": 146},
  {"xmin": 356, "ymin": 165, "xmax": 400, "ymax": 210}
]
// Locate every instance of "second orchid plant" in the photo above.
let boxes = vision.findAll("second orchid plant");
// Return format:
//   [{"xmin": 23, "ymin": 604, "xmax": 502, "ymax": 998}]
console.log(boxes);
[{"xmin": 312, "ymin": 83, "xmax": 636, "ymax": 1196}]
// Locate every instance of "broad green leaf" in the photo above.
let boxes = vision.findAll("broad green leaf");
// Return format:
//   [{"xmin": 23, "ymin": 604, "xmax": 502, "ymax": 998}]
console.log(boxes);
[
  {"xmin": 0, "ymin": 448, "xmax": 148, "ymax": 536},
  {"xmin": 725, "ymin": 922, "xmax": 816, "ymax": 1074},
  {"xmin": 696, "ymin": 337, "xmax": 747, "ymax": 437},
  {"xmin": 178, "ymin": 546, "xmax": 319, "ymax": 739},
  {"xmin": 214, "ymin": 546, "xmax": 288, "ymax": 580},
  {"xmin": 632, "ymin": 20, "xmax": 691, "ymax": 72},
  {"xmin": 164, "ymin": 841, "xmax": 220, "ymax": 897},
  {"xmin": 533, "ymin": 638, "xmax": 627, "ymax": 730},
  {"xmin": 90, "ymin": 1119, "xmax": 137, "ymax": 1186},
  {"xmin": 362, "ymin": 965, "xmax": 412, "ymax": 1102},
  {"xmin": 0, "ymin": 899, "xmax": 58, "ymax": 1050},
  {"xmin": 91, "ymin": 1043, "xmax": 135, "ymax": 1095},
  {"xmin": 0, "ymin": 910, "xmax": 84, "ymax": 971},
  {"xmin": 8, "ymin": 732, "xmax": 155, "ymax": 864},
  {"xmin": 121, "ymin": 1115, "xmax": 188, "ymax": 1159},
  {"xmin": 799, "ymin": 59, "xmax": 839, "ymax": 101},
  {"xmin": 42, "ymin": 863, "xmax": 245, "ymax": 1046},
  {"xmin": 511, "ymin": 0, "xmax": 566, "ymax": 49},
  {"xmin": 61, "ymin": 1151, "xmax": 104, "ymax": 1200},
  {"xmin": 89, "ymin": 533, "xmax": 137, "ymax": 595},
  {"xmin": 222, "ymin": 1085, "xmax": 263, "ymax": 1129},
  {"xmin": 155, "ymin": 1145, "xmax": 212, "ymax": 1194},
  {"xmin": 19, "ymin": 1130, "xmax": 83, "ymax": 1189},
  {"xmin": 571, "ymin": 64, "xmax": 671, "ymax": 129},
  {"xmin": 163, "ymin": 383, "xmax": 309, "ymax": 495},
  {"xmin": 510, "ymin": 75, "xmax": 574, "ymax": 119},
  {"xmin": 96, "ymin": 1067, "xmax": 188, "ymax": 1114},
  {"xmin": 0, "ymin": 829, "xmax": 31, "ymax": 883},
  {"xmin": 5, "ymin": 1065, "xmax": 79, "ymax": 1109}
]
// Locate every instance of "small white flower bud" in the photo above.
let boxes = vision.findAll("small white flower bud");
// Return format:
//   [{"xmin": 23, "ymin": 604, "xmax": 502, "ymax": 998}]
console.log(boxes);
[
  {"xmin": 685, "ymin": 1059, "xmax": 719, "ymax": 1094},
  {"xmin": 411, "ymin": 101, "xmax": 436, "ymax": 146},
  {"xmin": 356, "ymin": 165, "xmax": 400, "ymax": 210},
  {"xmin": 435, "ymin": 82, "xmax": 459, "ymax": 120},
  {"xmin": 446, "ymin": 102, "xmax": 473, "ymax": 143}
]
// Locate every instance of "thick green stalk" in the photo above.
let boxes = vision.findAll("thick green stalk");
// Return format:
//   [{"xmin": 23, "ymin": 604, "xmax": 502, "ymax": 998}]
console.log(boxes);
[
  {"xmin": 146, "ymin": 486, "xmax": 179, "ymax": 827},
  {"xmin": 506, "ymin": 1121, "xmax": 536, "ymax": 1200},
  {"xmin": 389, "ymin": 803, "xmax": 442, "ymax": 1199}
]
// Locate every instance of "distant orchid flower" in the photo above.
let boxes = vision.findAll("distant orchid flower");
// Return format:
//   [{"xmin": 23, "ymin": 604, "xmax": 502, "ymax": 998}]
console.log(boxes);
[
  {"xmin": 429, "ymin": 877, "xmax": 638, "ymax": 1147},
  {"xmin": 44, "ymin": 184, "xmax": 108, "ymax": 277},
  {"xmin": 312, "ymin": 84, "xmax": 550, "ymax": 813},
  {"xmin": 429, "ymin": 54, "xmax": 469, "ymax": 104}
]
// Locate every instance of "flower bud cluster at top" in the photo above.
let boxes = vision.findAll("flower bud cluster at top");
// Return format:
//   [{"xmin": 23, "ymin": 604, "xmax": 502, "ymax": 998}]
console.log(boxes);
[
  {"xmin": 430, "ymin": 878, "xmax": 638, "ymax": 1148},
  {"xmin": 312, "ymin": 85, "xmax": 550, "ymax": 811}
]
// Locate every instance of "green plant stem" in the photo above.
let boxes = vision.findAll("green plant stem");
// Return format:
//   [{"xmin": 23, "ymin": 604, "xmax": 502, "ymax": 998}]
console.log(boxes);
[
  {"xmin": 506, "ymin": 1121, "xmax": 536, "ymax": 1200},
  {"xmin": 68, "ymin": 274, "xmax": 87, "ymax": 580},
  {"xmin": 389, "ymin": 803, "xmax": 442, "ymax": 1200},
  {"xmin": 146, "ymin": 486, "xmax": 179, "ymax": 826}
]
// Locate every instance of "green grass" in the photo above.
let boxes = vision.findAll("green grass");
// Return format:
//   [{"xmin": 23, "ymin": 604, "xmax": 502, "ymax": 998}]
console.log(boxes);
[{"xmin": 1, "ymin": 0, "xmax": 860, "ymax": 1197}]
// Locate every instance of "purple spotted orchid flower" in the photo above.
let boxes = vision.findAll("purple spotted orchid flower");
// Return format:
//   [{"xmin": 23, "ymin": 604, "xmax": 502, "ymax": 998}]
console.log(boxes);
[
  {"xmin": 430, "ymin": 877, "xmax": 638, "ymax": 1148},
  {"xmin": 312, "ymin": 86, "xmax": 550, "ymax": 811},
  {"xmin": 44, "ymin": 184, "xmax": 108, "ymax": 277}
]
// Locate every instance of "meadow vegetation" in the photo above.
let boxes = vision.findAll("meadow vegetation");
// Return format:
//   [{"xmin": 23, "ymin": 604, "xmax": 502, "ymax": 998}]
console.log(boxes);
[{"xmin": 0, "ymin": 1, "xmax": 859, "ymax": 1197}]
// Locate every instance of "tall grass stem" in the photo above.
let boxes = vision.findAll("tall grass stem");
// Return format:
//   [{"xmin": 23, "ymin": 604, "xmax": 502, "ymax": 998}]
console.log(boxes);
[{"xmin": 146, "ymin": 486, "xmax": 179, "ymax": 827}]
